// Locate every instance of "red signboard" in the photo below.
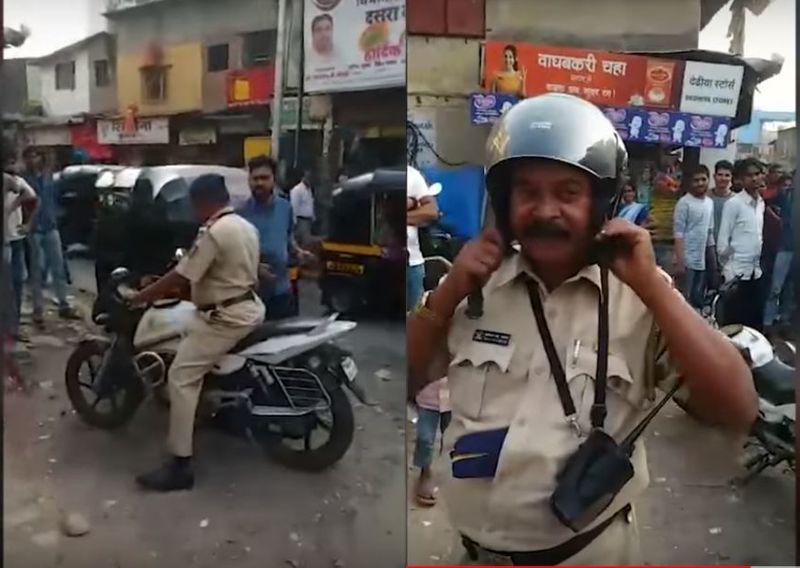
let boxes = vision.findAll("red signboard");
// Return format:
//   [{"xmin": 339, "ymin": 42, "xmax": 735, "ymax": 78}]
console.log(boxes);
[
  {"xmin": 226, "ymin": 63, "xmax": 276, "ymax": 108},
  {"xmin": 483, "ymin": 41, "xmax": 682, "ymax": 109},
  {"xmin": 70, "ymin": 122, "xmax": 113, "ymax": 160}
]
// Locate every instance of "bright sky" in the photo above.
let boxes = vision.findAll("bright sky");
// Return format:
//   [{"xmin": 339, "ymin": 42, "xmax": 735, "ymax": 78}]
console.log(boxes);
[
  {"xmin": 4, "ymin": 0, "xmax": 796, "ymax": 112},
  {"xmin": 699, "ymin": 0, "xmax": 795, "ymax": 111}
]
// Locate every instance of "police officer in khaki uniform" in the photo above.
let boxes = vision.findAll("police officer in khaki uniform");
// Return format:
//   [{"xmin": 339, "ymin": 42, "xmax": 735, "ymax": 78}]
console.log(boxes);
[
  {"xmin": 132, "ymin": 173, "xmax": 265, "ymax": 492},
  {"xmin": 407, "ymin": 94, "xmax": 757, "ymax": 565}
]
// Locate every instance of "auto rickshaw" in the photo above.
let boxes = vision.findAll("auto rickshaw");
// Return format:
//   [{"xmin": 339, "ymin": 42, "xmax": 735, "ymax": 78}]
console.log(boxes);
[
  {"xmin": 56, "ymin": 164, "xmax": 123, "ymax": 250},
  {"xmin": 92, "ymin": 165, "xmax": 301, "ymax": 316},
  {"xmin": 319, "ymin": 168, "xmax": 405, "ymax": 317}
]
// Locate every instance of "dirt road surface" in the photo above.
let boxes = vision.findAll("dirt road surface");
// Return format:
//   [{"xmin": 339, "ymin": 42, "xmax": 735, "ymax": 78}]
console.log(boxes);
[
  {"xmin": 407, "ymin": 405, "xmax": 796, "ymax": 566},
  {"xmin": 4, "ymin": 260, "xmax": 406, "ymax": 568}
]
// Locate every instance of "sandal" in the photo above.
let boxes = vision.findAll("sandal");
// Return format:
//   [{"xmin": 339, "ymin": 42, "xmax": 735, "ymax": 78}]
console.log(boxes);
[{"xmin": 414, "ymin": 478, "xmax": 438, "ymax": 507}]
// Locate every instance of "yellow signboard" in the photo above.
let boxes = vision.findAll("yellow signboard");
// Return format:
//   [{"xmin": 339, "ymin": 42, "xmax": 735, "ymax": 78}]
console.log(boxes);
[{"xmin": 243, "ymin": 136, "xmax": 271, "ymax": 162}]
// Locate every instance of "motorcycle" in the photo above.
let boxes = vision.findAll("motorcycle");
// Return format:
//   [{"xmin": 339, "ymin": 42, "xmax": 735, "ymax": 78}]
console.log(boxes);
[
  {"xmin": 703, "ymin": 279, "xmax": 795, "ymax": 483},
  {"xmin": 65, "ymin": 261, "xmax": 368, "ymax": 472}
]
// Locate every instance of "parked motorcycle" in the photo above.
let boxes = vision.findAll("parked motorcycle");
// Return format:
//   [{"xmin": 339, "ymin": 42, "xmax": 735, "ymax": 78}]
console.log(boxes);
[
  {"xmin": 703, "ymin": 279, "xmax": 795, "ymax": 483},
  {"xmin": 65, "ymin": 263, "xmax": 367, "ymax": 472}
]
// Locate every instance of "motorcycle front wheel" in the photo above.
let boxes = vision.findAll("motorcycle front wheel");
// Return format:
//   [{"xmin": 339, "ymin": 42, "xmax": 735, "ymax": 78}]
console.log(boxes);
[
  {"xmin": 260, "ymin": 386, "xmax": 355, "ymax": 472},
  {"xmin": 65, "ymin": 340, "xmax": 145, "ymax": 430}
]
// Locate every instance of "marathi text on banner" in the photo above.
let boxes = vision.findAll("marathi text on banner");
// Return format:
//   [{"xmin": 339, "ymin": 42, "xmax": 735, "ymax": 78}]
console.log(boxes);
[
  {"xmin": 484, "ymin": 41, "xmax": 681, "ymax": 109},
  {"xmin": 304, "ymin": 0, "xmax": 406, "ymax": 94}
]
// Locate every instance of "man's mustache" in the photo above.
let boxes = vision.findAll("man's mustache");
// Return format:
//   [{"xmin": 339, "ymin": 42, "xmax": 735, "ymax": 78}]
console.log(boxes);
[{"xmin": 521, "ymin": 223, "xmax": 571, "ymax": 239}]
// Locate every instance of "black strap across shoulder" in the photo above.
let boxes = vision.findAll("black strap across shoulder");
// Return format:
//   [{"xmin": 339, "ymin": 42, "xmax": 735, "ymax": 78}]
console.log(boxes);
[{"xmin": 523, "ymin": 267, "xmax": 610, "ymax": 431}]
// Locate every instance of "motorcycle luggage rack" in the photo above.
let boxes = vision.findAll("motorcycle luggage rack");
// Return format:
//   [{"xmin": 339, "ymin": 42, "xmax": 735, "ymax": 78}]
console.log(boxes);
[{"xmin": 270, "ymin": 366, "xmax": 332, "ymax": 410}]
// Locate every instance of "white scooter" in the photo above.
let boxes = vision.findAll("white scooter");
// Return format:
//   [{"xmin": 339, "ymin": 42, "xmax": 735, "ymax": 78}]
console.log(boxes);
[{"xmin": 65, "ymin": 262, "xmax": 368, "ymax": 472}]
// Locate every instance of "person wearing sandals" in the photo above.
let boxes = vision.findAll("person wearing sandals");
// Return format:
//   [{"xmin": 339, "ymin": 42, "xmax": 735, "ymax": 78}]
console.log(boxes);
[
  {"xmin": 407, "ymin": 165, "xmax": 447, "ymax": 505},
  {"xmin": 413, "ymin": 377, "xmax": 451, "ymax": 506}
]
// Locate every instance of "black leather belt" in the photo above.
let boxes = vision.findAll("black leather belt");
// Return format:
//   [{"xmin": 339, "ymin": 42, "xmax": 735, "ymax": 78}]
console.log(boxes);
[
  {"xmin": 296, "ymin": 216, "xmax": 313, "ymax": 221},
  {"xmin": 197, "ymin": 290, "xmax": 255, "ymax": 312},
  {"xmin": 461, "ymin": 505, "xmax": 631, "ymax": 565}
]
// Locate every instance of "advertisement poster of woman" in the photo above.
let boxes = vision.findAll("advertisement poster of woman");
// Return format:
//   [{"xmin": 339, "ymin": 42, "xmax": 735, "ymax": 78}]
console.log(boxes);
[{"xmin": 490, "ymin": 44, "xmax": 527, "ymax": 97}]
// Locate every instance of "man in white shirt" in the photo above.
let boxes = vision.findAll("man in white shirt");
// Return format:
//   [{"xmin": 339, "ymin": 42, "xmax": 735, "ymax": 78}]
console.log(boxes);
[
  {"xmin": 716, "ymin": 158, "xmax": 766, "ymax": 329},
  {"xmin": 3, "ymin": 162, "xmax": 39, "ymax": 338},
  {"xmin": 673, "ymin": 165, "xmax": 715, "ymax": 309},
  {"xmin": 406, "ymin": 166, "xmax": 440, "ymax": 308},
  {"xmin": 289, "ymin": 171, "xmax": 315, "ymax": 247}
]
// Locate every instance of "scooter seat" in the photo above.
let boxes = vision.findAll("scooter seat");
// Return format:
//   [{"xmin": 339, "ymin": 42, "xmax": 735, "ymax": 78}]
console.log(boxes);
[
  {"xmin": 752, "ymin": 358, "xmax": 795, "ymax": 407},
  {"xmin": 231, "ymin": 319, "xmax": 320, "ymax": 353}
]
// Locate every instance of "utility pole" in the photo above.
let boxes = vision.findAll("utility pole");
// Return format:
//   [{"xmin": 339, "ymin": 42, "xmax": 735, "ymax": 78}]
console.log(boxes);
[
  {"xmin": 293, "ymin": 0, "xmax": 305, "ymax": 167},
  {"xmin": 271, "ymin": 0, "xmax": 289, "ymax": 161}
]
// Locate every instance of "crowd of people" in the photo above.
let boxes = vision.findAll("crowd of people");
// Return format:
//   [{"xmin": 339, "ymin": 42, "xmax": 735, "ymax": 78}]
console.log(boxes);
[
  {"xmin": 615, "ymin": 156, "xmax": 795, "ymax": 334},
  {"xmin": 665, "ymin": 158, "xmax": 795, "ymax": 334},
  {"xmin": 3, "ymin": 147, "xmax": 86, "ymax": 389}
]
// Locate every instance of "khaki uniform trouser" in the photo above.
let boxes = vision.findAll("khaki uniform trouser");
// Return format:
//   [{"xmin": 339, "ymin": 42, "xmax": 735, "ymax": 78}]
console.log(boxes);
[
  {"xmin": 458, "ymin": 508, "xmax": 642, "ymax": 566},
  {"xmin": 167, "ymin": 314, "xmax": 256, "ymax": 457}
]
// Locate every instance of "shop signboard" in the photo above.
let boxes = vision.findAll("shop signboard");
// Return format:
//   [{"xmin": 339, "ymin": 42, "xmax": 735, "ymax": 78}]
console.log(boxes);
[
  {"xmin": 97, "ymin": 117, "xmax": 169, "ymax": 145},
  {"xmin": 469, "ymin": 92, "xmax": 519, "ymax": 125},
  {"xmin": 179, "ymin": 126, "xmax": 217, "ymax": 146},
  {"xmin": 483, "ymin": 42, "xmax": 681, "ymax": 109},
  {"xmin": 70, "ymin": 123, "xmax": 113, "ymax": 159},
  {"xmin": 602, "ymin": 106, "xmax": 731, "ymax": 148},
  {"xmin": 226, "ymin": 64, "xmax": 275, "ymax": 108},
  {"xmin": 23, "ymin": 125, "xmax": 71, "ymax": 147},
  {"xmin": 304, "ymin": 0, "xmax": 406, "ymax": 94},
  {"xmin": 679, "ymin": 61, "xmax": 744, "ymax": 118}
]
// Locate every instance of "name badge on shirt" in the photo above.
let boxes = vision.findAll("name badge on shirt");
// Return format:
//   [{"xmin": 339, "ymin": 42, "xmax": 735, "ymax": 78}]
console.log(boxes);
[{"xmin": 472, "ymin": 329, "xmax": 511, "ymax": 347}]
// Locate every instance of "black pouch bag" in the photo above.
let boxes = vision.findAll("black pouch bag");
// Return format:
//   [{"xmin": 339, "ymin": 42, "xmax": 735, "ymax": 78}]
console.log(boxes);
[{"xmin": 524, "ymin": 269, "xmax": 680, "ymax": 533}]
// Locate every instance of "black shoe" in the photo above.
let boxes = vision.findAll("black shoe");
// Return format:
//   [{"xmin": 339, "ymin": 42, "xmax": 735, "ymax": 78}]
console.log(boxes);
[{"xmin": 136, "ymin": 460, "xmax": 194, "ymax": 492}]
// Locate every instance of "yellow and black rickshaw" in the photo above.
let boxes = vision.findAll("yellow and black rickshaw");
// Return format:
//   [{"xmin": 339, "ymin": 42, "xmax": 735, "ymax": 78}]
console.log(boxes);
[{"xmin": 319, "ymin": 168, "xmax": 405, "ymax": 317}]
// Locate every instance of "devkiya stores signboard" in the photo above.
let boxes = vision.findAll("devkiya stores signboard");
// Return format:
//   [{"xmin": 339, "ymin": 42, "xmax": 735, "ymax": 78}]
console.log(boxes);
[
  {"xmin": 679, "ymin": 61, "xmax": 744, "ymax": 118},
  {"xmin": 304, "ymin": 0, "xmax": 405, "ymax": 93}
]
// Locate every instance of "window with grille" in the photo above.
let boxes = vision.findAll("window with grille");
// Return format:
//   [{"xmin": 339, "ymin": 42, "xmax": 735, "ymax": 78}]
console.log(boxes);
[
  {"xmin": 55, "ymin": 61, "xmax": 76, "ymax": 90},
  {"xmin": 141, "ymin": 66, "xmax": 168, "ymax": 101},
  {"xmin": 95, "ymin": 60, "xmax": 111, "ymax": 87},
  {"xmin": 242, "ymin": 30, "xmax": 277, "ymax": 68},
  {"xmin": 207, "ymin": 43, "xmax": 229, "ymax": 72}
]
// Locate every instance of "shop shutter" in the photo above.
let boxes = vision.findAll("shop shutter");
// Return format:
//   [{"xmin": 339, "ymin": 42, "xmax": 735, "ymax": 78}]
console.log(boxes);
[
  {"xmin": 446, "ymin": 0, "xmax": 485, "ymax": 37},
  {"xmin": 408, "ymin": 0, "xmax": 447, "ymax": 35}
]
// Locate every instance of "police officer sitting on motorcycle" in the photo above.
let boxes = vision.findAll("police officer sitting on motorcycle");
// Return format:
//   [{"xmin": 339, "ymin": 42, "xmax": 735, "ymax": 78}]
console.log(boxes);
[{"xmin": 132, "ymin": 173, "xmax": 265, "ymax": 492}]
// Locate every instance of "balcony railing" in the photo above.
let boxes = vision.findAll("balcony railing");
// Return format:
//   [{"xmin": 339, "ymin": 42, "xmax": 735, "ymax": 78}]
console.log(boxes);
[{"xmin": 226, "ymin": 63, "xmax": 275, "ymax": 108}]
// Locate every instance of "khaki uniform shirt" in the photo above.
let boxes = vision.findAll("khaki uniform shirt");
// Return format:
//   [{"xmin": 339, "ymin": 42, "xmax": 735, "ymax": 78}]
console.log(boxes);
[
  {"xmin": 176, "ymin": 206, "xmax": 263, "ymax": 327},
  {"xmin": 441, "ymin": 253, "xmax": 685, "ymax": 552}
]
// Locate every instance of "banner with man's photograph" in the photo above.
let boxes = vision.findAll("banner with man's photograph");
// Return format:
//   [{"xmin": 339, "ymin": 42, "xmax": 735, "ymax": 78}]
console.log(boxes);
[{"xmin": 304, "ymin": 0, "xmax": 406, "ymax": 94}]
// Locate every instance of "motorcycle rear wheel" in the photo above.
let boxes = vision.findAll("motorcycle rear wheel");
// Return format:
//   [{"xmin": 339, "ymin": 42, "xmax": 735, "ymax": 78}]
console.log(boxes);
[
  {"xmin": 65, "ymin": 340, "xmax": 145, "ymax": 430},
  {"xmin": 261, "ymin": 386, "xmax": 355, "ymax": 472}
]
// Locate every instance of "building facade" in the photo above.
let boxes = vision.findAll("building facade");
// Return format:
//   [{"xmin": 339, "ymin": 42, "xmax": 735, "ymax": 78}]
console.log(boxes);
[
  {"xmin": 407, "ymin": 0, "xmax": 721, "ymax": 167},
  {"xmin": 103, "ymin": 0, "xmax": 279, "ymax": 165}
]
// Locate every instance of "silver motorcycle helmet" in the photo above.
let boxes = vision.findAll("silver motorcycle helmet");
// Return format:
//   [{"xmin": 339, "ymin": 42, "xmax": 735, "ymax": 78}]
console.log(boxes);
[{"xmin": 485, "ymin": 93, "xmax": 628, "ymax": 246}]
